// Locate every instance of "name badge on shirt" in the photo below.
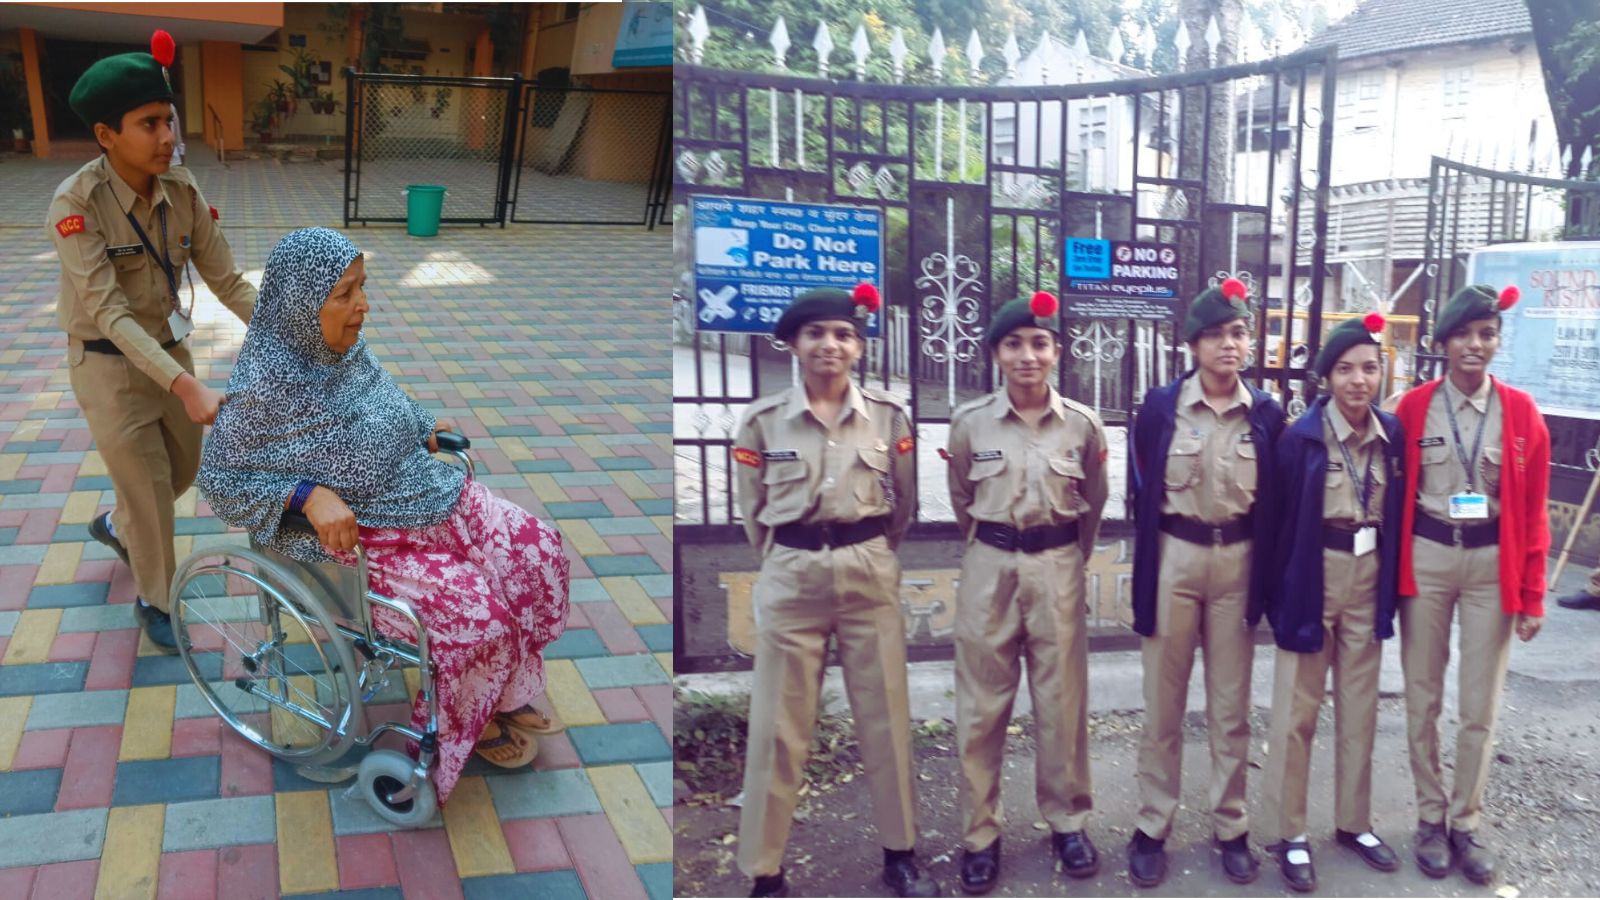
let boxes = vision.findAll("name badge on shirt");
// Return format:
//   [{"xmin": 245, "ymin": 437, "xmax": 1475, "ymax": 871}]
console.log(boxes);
[
  {"xmin": 1326, "ymin": 461, "xmax": 1344, "ymax": 472},
  {"xmin": 1418, "ymin": 436, "xmax": 1447, "ymax": 448},
  {"xmin": 167, "ymin": 311, "xmax": 192, "ymax": 343},
  {"xmin": 1353, "ymin": 526, "xmax": 1378, "ymax": 557},
  {"xmin": 106, "ymin": 244, "xmax": 144, "ymax": 259},
  {"xmin": 972, "ymin": 449, "xmax": 1004, "ymax": 462},
  {"xmin": 1449, "ymin": 492, "xmax": 1489, "ymax": 520},
  {"xmin": 762, "ymin": 449, "xmax": 799, "ymax": 461}
]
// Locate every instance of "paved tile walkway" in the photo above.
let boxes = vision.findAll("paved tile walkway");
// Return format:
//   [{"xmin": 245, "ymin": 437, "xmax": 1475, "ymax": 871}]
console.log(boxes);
[{"xmin": 0, "ymin": 155, "xmax": 672, "ymax": 899}]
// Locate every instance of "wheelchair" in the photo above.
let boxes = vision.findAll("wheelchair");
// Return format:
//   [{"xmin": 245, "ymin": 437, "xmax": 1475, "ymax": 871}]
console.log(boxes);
[{"xmin": 167, "ymin": 433, "xmax": 474, "ymax": 827}]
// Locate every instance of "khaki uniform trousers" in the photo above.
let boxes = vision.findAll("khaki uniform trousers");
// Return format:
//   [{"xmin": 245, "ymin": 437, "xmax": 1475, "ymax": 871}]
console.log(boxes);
[
  {"xmin": 1134, "ymin": 533, "xmax": 1254, "ymax": 841},
  {"xmin": 69, "ymin": 340, "xmax": 200, "ymax": 613},
  {"xmin": 955, "ymin": 541, "xmax": 1090, "ymax": 851},
  {"xmin": 1400, "ymin": 538, "xmax": 1513, "ymax": 832},
  {"xmin": 1261, "ymin": 547, "xmax": 1383, "ymax": 839},
  {"xmin": 737, "ymin": 536, "xmax": 918, "ymax": 878}
]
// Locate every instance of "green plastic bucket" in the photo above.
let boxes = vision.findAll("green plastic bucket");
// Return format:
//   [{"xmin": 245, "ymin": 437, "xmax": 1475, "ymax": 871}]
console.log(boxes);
[{"xmin": 404, "ymin": 184, "xmax": 446, "ymax": 237}]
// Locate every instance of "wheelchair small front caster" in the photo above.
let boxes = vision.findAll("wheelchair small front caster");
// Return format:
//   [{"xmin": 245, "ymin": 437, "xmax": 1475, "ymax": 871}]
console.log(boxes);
[{"xmin": 357, "ymin": 749, "xmax": 438, "ymax": 827}]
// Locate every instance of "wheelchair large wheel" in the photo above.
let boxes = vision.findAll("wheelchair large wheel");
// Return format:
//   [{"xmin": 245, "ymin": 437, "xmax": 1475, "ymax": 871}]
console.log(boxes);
[{"xmin": 170, "ymin": 545, "xmax": 362, "ymax": 768}]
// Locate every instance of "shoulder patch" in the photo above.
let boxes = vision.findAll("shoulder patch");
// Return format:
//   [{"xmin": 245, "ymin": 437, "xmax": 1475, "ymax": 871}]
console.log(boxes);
[
  {"xmin": 733, "ymin": 447, "xmax": 761, "ymax": 468},
  {"xmin": 896, "ymin": 434, "xmax": 915, "ymax": 455},
  {"xmin": 209, "ymin": 205, "xmax": 219, "ymax": 220},
  {"xmin": 55, "ymin": 215, "xmax": 85, "ymax": 238}
]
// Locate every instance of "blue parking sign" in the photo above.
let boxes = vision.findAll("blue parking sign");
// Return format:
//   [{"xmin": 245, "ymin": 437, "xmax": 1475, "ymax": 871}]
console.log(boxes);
[{"xmin": 1066, "ymin": 238, "xmax": 1112, "ymax": 279}]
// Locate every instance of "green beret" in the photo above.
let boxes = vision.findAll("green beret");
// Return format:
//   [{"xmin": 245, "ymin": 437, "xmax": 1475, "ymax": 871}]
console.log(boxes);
[
  {"xmin": 69, "ymin": 52, "xmax": 173, "ymax": 131},
  {"xmin": 1181, "ymin": 278, "xmax": 1252, "ymax": 343},
  {"xmin": 773, "ymin": 284, "xmax": 878, "ymax": 344},
  {"xmin": 987, "ymin": 292, "xmax": 1060, "ymax": 348},
  {"xmin": 1432, "ymin": 283, "xmax": 1519, "ymax": 345},
  {"xmin": 1314, "ymin": 314, "xmax": 1386, "ymax": 378}
]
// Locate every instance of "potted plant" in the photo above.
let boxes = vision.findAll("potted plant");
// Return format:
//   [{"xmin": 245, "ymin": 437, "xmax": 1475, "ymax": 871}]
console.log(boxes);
[
  {"xmin": 268, "ymin": 80, "xmax": 292, "ymax": 114},
  {"xmin": 250, "ymin": 99, "xmax": 276, "ymax": 142},
  {"xmin": 279, "ymin": 47, "xmax": 318, "ymax": 102},
  {"xmin": 430, "ymin": 85, "xmax": 451, "ymax": 118}
]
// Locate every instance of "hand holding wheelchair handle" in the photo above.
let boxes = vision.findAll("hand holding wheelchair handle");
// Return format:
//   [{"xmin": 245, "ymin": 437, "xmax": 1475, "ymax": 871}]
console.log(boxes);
[{"xmin": 281, "ymin": 430, "xmax": 472, "ymax": 551}]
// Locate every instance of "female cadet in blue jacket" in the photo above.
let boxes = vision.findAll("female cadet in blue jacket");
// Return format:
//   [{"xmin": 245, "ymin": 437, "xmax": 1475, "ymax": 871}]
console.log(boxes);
[{"xmin": 1260, "ymin": 314, "xmax": 1407, "ymax": 892}]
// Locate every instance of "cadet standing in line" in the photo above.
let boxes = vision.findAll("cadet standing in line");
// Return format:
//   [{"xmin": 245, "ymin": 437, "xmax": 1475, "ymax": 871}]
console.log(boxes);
[
  {"xmin": 1125, "ymin": 277, "xmax": 1285, "ymax": 888},
  {"xmin": 1395, "ymin": 284, "xmax": 1548, "ymax": 885},
  {"xmin": 47, "ymin": 30, "xmax": 257, "ymax": 650},
  {"xmin": 731, "ymin": 285, "xmax": 938, "ymax": 898},
  {"xmin": 946, "ymin": 291, "xmax": 1109, "ymax": 895},
  {"xmin": 1260, "ymin": 314, "xmax": 1406, "ymax": 892}
]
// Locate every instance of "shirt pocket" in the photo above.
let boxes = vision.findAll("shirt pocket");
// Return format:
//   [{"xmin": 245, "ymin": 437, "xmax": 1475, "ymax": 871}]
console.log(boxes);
[
  {"xmin": 853, "ymin": 446, "xmax": 891, "ymax": 506},
  {"xmin": 758, "ymin": 459, "xmax": 810, "ymax": 523},
  {"xmin": 1480, "ymin": 445, "xmax": 1503, "ymax": 495},
  {"xmin": 1046, "ymin": 455, "xmax": 1085, "ymax": 514},
  {"xmin": 1234, "ymin": 436, "xmax": 1259, "ymax": 493},
  {"xmin": 1163, "ymin": 436, "xmax": 1203, "ymax": 491}
]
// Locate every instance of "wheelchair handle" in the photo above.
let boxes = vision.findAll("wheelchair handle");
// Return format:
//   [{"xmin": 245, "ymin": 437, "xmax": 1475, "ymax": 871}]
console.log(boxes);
[{"xmin": 434, "ymin": 431, "xmax": 470, "ymax": 452}]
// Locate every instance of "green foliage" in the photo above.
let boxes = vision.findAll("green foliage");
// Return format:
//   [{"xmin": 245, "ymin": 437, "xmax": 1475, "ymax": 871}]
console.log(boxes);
[
  {"xmin": 0, "ymin": 59, "xmax": 31, "ymax": 137},
  {"xmin": 279, "ymin": 47, "xmax": 319, "ymax": 99}
]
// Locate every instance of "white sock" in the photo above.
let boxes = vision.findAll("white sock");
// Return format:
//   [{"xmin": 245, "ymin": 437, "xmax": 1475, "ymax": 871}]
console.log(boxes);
[
  {"xmin": 1285, "ymin": 834, "xmax": 1311, "ymax": 865},
  {"xmin": 136, "ymin": 596, "xmax": 150, "ymax": 608},
  {"xmin": 105, "ymin": 513, "xmax": 117, "ymax": 539},
  {"xmin": 1356, "ymin": 832, "xmax": 1382, "ymax": 848}
]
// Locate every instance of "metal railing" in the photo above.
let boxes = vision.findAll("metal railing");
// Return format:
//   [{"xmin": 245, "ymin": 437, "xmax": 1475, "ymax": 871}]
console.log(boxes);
[{"xmin": 207, "ymin": 104, "xmax": 225, "ymax": 167}]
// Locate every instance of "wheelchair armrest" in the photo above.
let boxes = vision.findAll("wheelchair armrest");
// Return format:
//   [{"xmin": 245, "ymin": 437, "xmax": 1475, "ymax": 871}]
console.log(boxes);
[
  {"xmin": 434, "ymin": 431, "xmax": 470, "ymax": 452},
  {"xmin": 281, "ymin": 509, "xmax": 315, "ymax": 534}
]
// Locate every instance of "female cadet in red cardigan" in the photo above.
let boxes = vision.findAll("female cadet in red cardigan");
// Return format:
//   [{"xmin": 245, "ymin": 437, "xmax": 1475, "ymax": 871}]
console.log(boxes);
[{"xmin": 1394, "ymin": 283, "xmax": 1549, "ymax": 887}]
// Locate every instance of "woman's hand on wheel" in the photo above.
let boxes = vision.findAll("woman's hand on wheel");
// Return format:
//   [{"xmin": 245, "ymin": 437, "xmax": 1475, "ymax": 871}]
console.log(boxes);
[
  {"xmin": 428, "ymin": 419, "xmax": 458, "ymax": 454},
  {"xmin": 303, "ymin": 486, "xmax": 359, "ymax": 552}
]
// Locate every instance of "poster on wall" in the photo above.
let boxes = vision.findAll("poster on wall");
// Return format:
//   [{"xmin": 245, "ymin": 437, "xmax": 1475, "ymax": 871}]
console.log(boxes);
[
  {"xmin": 691, "ymin": 196, "xmax": 885, "ymax": 337},
  {"xmin": 1061, "ymin": 237, "xmax": 1182, "ymax": 320},
  {"xmin": 613, "ymin": 1, "xmax": 673, "ymax": 68},
  {"xmin": 1470, "ymin": 242, "xmax": 1600, "ymax": 419}
]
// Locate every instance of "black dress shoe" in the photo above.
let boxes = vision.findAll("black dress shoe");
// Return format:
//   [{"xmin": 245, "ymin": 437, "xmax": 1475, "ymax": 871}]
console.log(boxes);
[
  {"xmin": 1127, "ymin": 830, "xmax": 1167, "ymax": 888},
  {"xmin": 90, "ymin": 512, "xmax": 130, "ymax": 566},
  {"xmin": 1414, "ymin": 820, "xmax": 1450, "ymax": 878},
  {"xmin": 1556, "ymin": 590, "xmax": 1600, "ymax": 611},
  {"xmin": 1449, "ymin": 829, "xmax": 1495, "ymax": 885},
  {"xmin": 1335, "ymin": 829, "xmax": 1400, "ymax": 872},
  {"xmin": 1271, "ymin": 840, "xmax": 1315, "ymax": 893},
  {"xmin": 750, "ymin": 869, "xmax": 787, "ymax": 898},
  {"xmin": 883, "ymin": 849, "xmax": 941, "ymax": 898},
  {"xmin": 1052, "ymin": 830, "xmax": 1098, "ymax": 878},
  {"xmin": 1216, "ymin": 833, "xmax": 1260, "ymax": 884},
  {"xmin": 133, "ymin": 599, "xmax": 179, "ymax": 654},
  {"xmin": 959, "ymin": 839, "xmax": 1000, "ymax": 895}
]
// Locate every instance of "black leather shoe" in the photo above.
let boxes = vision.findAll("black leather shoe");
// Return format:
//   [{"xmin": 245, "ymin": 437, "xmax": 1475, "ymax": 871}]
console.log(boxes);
[
  {"xmin": 1216, "ymin": 834, "xmax": 1260, "ymax": 884},
  {"xmin": 1127, "ymin": 830, "xmax": 1167, "ymax": 888},
  {"xmin": 1052, "ymin": 830, "xmax": 1098, "ymax": 878},
  {"xmin": 90, "ymin": 511, "xmax": 130, "ymax": 566},
  {"xmin": 1557, "ymin": 590, "xmax": 1600, "ymax": 611},
  {"xmin": 1271, "ymin": 840, "xmax": 1315, "ymax": 893},
  {"xmin": 1449, "ymin": 829, "xmax": 1495, "ymax": 885},
  {"xmin": 750, "ymin": 869, "xmax": 787, "ymax": 898},
  {"xmin": 959, "ymin": 839, "xmax": 1000, "ymax": 895},
  {"xmin": 883, "ymin": 849, "xmax": 941, "ymax": 898},
  {"xmin": 133, "ymin": 599, "xmax": 179, "ymax": 655},
  {"xmin": 1414, "ymin": 820, "xmax": 1450, "ymax": 878},
  {"xmin": 1335, "ymin": 829, "xmax": 1400, "ymax": 872}
]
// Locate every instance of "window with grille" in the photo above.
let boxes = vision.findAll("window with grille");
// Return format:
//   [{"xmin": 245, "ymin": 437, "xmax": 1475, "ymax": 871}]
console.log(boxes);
[
  {"xmin": 1441, "ymin": 65, "xmax": 1472, "ymax": 119},
  {"xmin": 1336, "ymin": 69, "xmax": 1384, "ymax": 132}
]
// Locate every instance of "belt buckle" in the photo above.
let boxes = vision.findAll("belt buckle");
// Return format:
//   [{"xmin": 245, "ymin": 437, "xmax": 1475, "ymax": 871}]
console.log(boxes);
[
  {"xmin": 817, "ymin": 523, "xmax": 835, "ymax": 549},
  {"xmin": 1212, "ymin": 525, "xmax": 1224, "ymax": 545},
  {"xmin": 992, "ymin": 524, "xmax": 1017, "ymax": 550},
  {"xmin": 1018, "ymin": 528, "xmax": 1040, "ymax": 553},
  {"xmin": 1452, "ymin": 523, "xmax": 1463, "ymax": 546}
]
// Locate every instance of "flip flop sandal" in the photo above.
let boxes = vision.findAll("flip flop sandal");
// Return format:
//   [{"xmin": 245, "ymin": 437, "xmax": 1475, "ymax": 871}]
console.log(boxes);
[
  {"xmin": 473, "ymin": 723, "xmax": 539, "ymax": 768},
  {"xmin": 497, "ymin": 704, "xmax": 564, "ymax": 736}
]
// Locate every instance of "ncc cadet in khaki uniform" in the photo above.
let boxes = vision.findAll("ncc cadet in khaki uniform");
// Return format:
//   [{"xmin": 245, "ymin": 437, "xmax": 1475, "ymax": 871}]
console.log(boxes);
[
  {"xmin": 1394, "ymin": 285, "xmax": 1548, "ymax": 886},
  {"xmin": 1260, "ymin": 315, "xmax": 1406, "ymax": 892},
  {"xmin": 1125, "ymin": 278, "xmax": 1284, "ymax": 888},
  {"xmin": 945, "ymin": 291, "xmax": 1109, "ymax": 895},
  {"xmin": 731, "ymin": 285, "xmax": 939, "ymax": 898},
  {"xmin": 48, "ymin": 30, "xmax": 257, "ymax": 651}
]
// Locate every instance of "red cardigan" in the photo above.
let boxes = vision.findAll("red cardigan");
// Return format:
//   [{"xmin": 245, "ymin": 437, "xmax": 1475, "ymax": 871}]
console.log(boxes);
[{"xmin": 1396, "ymin": 377, "xmax": 1550, "ymax": 617}]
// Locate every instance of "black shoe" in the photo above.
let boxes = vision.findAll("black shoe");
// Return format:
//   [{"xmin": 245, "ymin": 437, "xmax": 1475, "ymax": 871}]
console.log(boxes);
[
  {"xmin": 1127, "ymin": 830, "xmax": 1167, "ymax": 888},
  {"xmin": 1216, "ymin": 833, "xmax": 1261, "ymax": 884},
  {"xmin": 1270, "ymin": 840, "xmax": 1316, "ymax": 893},
  {"xmin": 959, "ymin": 839, "xmax": 1000, "ymax": 895},
  {"xmin": 133, "ymin": 599, "xmax": 179, "ymax": 655},
  {"xmin": 750, "ymin": 869, "xmax": 787, "ymax": 898},
  {"xmin": 1414, "ymin": 820, "xmax": 1450, "ymax": 878},
  {"xmin": 89, "ymin": 511, "xmax": 130, "ymax": 566},
  {"xmin": 883, "ymin": 848, "xmax": 941, "ymax": 898},
  {"xmin": 1556, "ymin": 590, "xmax": 1600, "ymax": 611},
  {"xmin": 1335, "ymin": 829, "xmax": 1400, "ymax": 872},
  {"xmin": 1449, "ymin": 829, "xmax": 1495, "ymax": 885},
  {"xmin": 1052, "ymin": 830, "xmax": 1098, "ymax": 878}
]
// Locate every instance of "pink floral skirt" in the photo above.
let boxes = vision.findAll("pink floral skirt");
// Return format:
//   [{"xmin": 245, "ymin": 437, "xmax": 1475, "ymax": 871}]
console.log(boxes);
[{"xmin": 346, "ymin": 480, "xmax": 570, "ymax": 802}]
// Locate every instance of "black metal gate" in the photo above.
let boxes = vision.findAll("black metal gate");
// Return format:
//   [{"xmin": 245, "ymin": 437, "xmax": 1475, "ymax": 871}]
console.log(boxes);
[{"xmin": 509, "ymin": 85, "xmax": 673, "ymax": 227}]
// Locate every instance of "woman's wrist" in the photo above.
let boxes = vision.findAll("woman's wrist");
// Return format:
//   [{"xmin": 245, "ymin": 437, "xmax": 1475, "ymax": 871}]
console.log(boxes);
[{"xmin": 288, "ymin": 480, "xmax": 317, "ymax": 514}]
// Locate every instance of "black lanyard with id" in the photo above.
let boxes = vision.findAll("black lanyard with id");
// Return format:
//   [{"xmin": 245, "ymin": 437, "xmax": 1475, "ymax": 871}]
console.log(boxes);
[
  {"xmin": 1324, "ymin": 410, "xmax": 1379, "ymax": 556},
  {"xmin": 1443, "ymin": 389, "xmax": 1490, "ymax": 520},
  {"xmin": 124, "ymin": 206, "xmax": 192, "ymax": 341}
]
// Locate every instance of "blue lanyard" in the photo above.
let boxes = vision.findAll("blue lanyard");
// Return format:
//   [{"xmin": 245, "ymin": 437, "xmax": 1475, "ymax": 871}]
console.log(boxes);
[
  {"xmin": 1443, "ymin": 386, "xmax": 1490, "ymax": 493},
  {"xmin": 124, "ymin": 205, "xmax": 177, "ymax": 308},
  {"xmin": 1324, "ymin": 409, "xmax": 1376, "ymax": 519}
]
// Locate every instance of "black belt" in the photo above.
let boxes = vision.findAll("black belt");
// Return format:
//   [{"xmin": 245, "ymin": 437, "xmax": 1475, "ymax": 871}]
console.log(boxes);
[
  {"xmin": 974, "ymin": 520, "xmax": 1079, "ymax": 553},
  {"xmin": 83, "ymin": 337, "xmax": 181, "ymax": 355},
  {"xmin": 773, "ymin": 516, "xmax": 887, "ymax": 551},
  {"xmin": 1414, "ymin": 511, "xmax": 1498, "ymax": 549},
  {"xmin": 1159, "ymin": 514, "xmax": 1252, "ymax": 546},
  {"xmin": 1323, "ymin": 524, "xmax": 1378, "ymax": 553}
]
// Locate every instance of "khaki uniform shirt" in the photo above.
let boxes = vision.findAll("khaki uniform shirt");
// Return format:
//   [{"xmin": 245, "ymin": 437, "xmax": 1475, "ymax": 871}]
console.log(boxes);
[
  {"xmin": 733, "ymin": 381, "xmax": 917, "ymax": 553},
  {"xmin": 946, "ymin": 387, "xmax": 1108, "ymax": 555},
  {"xmin": 47, "ymin": 156, "xmax": 256, "ymax": 390},
  {"xmin": 1321, "ymin": 407, "xmax": 1388, "ymax": 528},
  {"xmin": 1160, "ymin": 374, "xmax": 1259, "ymax": 522},
  {"xmin": 1417, "ymin": 378, "xmax": 1502, "ymax": 520}
]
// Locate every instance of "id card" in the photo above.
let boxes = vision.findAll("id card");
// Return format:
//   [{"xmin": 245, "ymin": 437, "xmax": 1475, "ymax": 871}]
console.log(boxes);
[
  {"xmin": 1353, "ymin": 526, "xmax": 1377, "ymax": 557},
  {"xmin": 1449, "ymin": 492, "xmax": 1489, "ymax": 520},
  {"xmin": 167, "ymin": 311, "xmax": 192, "ymax": 343}
]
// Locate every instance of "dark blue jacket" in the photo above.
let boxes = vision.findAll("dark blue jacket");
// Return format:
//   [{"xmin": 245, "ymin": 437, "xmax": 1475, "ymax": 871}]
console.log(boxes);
[
  {"xmin": 1267, "ymin": 396, "xmax": 1406, "ymax": 652},
  {"xmin": 1129, "ymin": 373, "xmax": 1286, "ymax": 637}
]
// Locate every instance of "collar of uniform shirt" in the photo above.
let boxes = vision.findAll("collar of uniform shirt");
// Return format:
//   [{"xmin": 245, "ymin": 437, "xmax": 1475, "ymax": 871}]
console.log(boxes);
[
  {"xmin": 1326, "ymin": 401, "xmax": 1389, "ymax": 446},
  {"xmin": 781, "ymin": 378, "xmax": 872, "ymax": 423},
  {"xmin": 992, "ymin": 385, "xmax": 1067, "ymax": 423},
  {"xmin": 1179, "ymin": 370, "xmax": 1254, "ymax": 414},
  {"xmin": 101, "ymin": 155, "xmax": 172, "ymax": 212},
  {"xmin": 1443, "ymin": 373, "xmax": 1494, "ymax": 414}
]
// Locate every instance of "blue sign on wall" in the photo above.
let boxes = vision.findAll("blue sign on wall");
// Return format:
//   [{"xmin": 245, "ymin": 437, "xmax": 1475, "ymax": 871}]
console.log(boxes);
[
  {"xmin": 1471, "ymin": 242, "xmax": 1600, "ymax": 420},
  {"xmin": 613, "ymin": 1, "xmax": 673, "ymax": 68},
  {"xmin": 691, "ymin": 196, "xmax": 885, "ymax": 336}
]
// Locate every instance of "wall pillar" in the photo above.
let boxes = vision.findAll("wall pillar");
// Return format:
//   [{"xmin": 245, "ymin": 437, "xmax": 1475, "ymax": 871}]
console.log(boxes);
[{"xmin": 19, "ymin": 27, "xmax": 49, "ymax": 158}]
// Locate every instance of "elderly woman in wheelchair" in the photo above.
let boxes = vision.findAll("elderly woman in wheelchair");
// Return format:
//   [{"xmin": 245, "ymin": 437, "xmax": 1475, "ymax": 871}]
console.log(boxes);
[{"xmin": 181, "ymin": 227, "xmax": 571, "ymax": 824}]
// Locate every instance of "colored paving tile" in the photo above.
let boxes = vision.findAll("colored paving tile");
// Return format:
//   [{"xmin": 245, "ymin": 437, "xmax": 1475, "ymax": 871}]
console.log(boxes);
[{"xmin": 0, "ymin": 158, "xmax": 671, "ymax": 895}]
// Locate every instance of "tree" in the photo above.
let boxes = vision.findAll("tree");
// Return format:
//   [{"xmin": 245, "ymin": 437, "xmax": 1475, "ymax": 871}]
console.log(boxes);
[{"xmin": 1525, "ymin": 0, "xmax": 1600, "ymax": 176}]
